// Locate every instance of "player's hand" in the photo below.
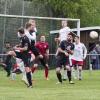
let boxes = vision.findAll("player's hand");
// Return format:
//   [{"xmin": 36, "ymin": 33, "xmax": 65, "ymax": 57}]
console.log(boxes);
[
  {"xmin": 15, "ymin": 45, "xmax": 20, "ymax": 47},
  {"xmin": 64, "ymin": 52, "xmax": 69, "ymax": 56},
  {"xmin": 45, "ymin": 54, "xmax": 49, "ymax": 59},
  {"xmin": 13, "ymin": 46, "xmax": 17, "ymax": 50},
  {"xmin": 13, "ymin": 46, "xmax": 19, "ymax": 50}
]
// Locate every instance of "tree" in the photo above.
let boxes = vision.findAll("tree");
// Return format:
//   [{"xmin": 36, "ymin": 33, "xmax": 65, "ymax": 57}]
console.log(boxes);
[{"xmin": 32, "ymin": 0, "xmax": 100, "ymax": 27}]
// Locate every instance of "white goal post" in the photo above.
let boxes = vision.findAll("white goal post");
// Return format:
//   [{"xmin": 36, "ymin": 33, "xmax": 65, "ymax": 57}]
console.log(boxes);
[
  {"xmin": 0, "ymin": 14, "xmax": 80, "ymax": 36},
  {"xmin": 0, "ymin": 14, "xmax": 80, "ymax": 56}
]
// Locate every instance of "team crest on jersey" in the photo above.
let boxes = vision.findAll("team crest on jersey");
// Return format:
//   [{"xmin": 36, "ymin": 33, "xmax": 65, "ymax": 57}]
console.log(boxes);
[
  {"xmin": 78, "ymin": 46, "xmax": 81, "ymax": 49},
  {"xmin": 44, "ymin": 45, "xmax": 47, "ymax": 48},
  {"xmin": 66, "ymin": 46, "xmax": 71, "ymax": 50}
]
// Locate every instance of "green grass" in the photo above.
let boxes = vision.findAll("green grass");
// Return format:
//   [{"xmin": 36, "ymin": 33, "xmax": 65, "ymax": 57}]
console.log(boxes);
[{"xmin": 0, "ymin": 70, "xmax": 100, "ymax": 100}]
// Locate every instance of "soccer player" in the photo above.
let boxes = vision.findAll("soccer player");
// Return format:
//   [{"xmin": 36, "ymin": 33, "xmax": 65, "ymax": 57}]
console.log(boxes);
[
  {"xmin": 28, "ymin": 19, "xmax": 37, "ymax": 43},
  {"xmin": 56, "ymin": 34, "xmax": 74, "ymax": 84},
  {"xmin": 34, "ymin": 35, "xmax": 49, "ymax": 80},
  {"xmin": 11, "ymin": 57, "xmax": 28, "ymax": 85},
  {"xmin": 0, "ymin": 42, "xmax": 13, "ymax": 77},
  {"xmin": 72, "ymin": 36, "xmax": 87, "ymax": 80},
  {"xmin": 5, "ymin": 27, "xmax": 33, "ymax": 88},
  {"xmin": 55, "ymin": 20, "xmax": 71, "ymax": 42},
  {"xmin": 24, "ymin": 22, "xmax": 49, "ymax": 78},
  {"xmin": 28, "ymin": 19, "xmax": 37, "ymax": 35},
  {"xmin": 55, "ymin": 20, "xmax": 71, "ymax": 80}
]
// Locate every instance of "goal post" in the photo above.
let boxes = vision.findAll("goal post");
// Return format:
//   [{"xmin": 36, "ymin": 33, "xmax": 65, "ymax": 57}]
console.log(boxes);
[
  {"xmin": 0, "ymin": 13, "xmax": 80, "ymax": 47},
  {"xmin": 0, "ymin": 14, "xmax": 80, "ymax": 21},
  {"xmin": 0, "ymin": 14, "xmax": 80, "ymax": 36}
]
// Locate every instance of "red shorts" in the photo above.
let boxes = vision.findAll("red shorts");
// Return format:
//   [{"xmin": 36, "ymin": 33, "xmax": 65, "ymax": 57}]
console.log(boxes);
[{"xmin": 72, "ymin": 59, "xmax": 83, "ymax": 66}]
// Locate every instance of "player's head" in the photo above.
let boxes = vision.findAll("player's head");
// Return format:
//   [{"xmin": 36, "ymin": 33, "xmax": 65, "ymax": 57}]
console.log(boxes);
[
  {"xmin": 40, "ymin": 35, "xmax": 46, "ymax": 42},
  {"xmin": 28, "ymin": 19, "xmax": 36, "ymax": 32},
  {"xmin": 18, "ymin": 27, "xmax": 25, "ymax": 37},
  {"xmin": 67, "ymin": 34, "xmax": 73, "ymax": 42},
  {"xmin": 25, "ymin": 22, "xmax": 34, "ymax": 32},
  {"xmin": 5, "ymin": 42, "xmax": 11, "ymax": 48},
  {"xmin": 74, "ymin": 35, "xmax": 80, "ymax": 43},
  {"xmin": 28, "ymin": 19, "xmax": 36, "ymax": 28},
  {"xmin": 61, "ymin": 20, "xmax": 67, "ymax": 28}
]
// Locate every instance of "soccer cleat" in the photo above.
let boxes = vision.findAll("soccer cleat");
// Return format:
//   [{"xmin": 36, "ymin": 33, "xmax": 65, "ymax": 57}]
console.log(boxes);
[
  {"xmin": 79, "ymin": 76, "xmax": 82, "ymax": 80},
  {"xmin": 46, "ymin": 78, "xmax": 49, "ymax": 80},
  {"xmin": 79, "ymin": 78, "xmax": 82, "ymax": 81},
  {"xmin": 56, "ymin": 81, "xmax": 62, "ymax": 84},
  {"xmin": 69, "ymin": 81, "xmax": 75, "ymax": 84},
  {"xmin": 27, "ymin": 85, "xmax": 33, "ymax": 88}
]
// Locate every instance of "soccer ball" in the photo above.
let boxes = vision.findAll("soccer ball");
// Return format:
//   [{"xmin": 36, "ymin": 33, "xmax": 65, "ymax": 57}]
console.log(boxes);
[{"xmin": 89, "ymin": 31, "xmax": 98, "ymax": 39}]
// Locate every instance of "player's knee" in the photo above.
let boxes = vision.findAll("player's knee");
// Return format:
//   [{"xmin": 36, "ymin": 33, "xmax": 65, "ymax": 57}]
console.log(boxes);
[
  {"xmin": 66, "ymin": 66, "xmax": 71, "ymax": 71},
  {"xmin": 45, "ymin": 64, "xmax": 49, "ymax": 68},
  {"xmin": 78, "ymin": 66, "xmax": 82, "ymax": 71},
  {"xmin": 25, "ymin": 67, "xmax": 31, "ymax": 73},
  {"xmin": 56, "ymin": 67, "xmax": 61, "ymax": 73}
]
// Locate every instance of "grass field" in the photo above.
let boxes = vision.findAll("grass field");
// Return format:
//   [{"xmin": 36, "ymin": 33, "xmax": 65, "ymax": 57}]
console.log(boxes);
[{"xmin": 0, "ymin": 69, "xmax": 100, "ymax": 100}]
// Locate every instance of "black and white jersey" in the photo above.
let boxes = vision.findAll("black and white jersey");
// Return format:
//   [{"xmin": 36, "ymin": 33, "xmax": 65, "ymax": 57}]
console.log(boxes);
[
  {"xmin": 25, "ymin": 29, "xmax": 36, "ymax": 45},
  {"xmin": 20, "ymin": 35, "xmax": 31, "ymax": 53}
]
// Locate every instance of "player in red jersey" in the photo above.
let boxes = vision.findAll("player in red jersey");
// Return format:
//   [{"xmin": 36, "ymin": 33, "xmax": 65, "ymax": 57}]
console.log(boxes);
[{"xmin": 31, "ymin": 35, "xmax": 49, "ymax": 80}]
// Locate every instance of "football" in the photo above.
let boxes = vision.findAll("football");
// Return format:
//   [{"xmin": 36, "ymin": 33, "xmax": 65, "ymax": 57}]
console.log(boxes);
[{"xmin": 89, "ymin": 31, "xmax": 98, "ymax": 39}]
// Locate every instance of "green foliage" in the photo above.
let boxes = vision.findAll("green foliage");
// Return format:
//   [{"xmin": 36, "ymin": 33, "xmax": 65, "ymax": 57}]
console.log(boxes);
[{"xmin": 32, "ymin": 0, "xmax": 100, "ymax": 27}]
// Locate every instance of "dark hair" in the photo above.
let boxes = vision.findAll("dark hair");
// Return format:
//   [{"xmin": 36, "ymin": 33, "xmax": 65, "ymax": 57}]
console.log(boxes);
[
  {"xmin": 25, "ymin": 22, "xmax": 32, "ymax": 29},
  {"xmin": 18, "ymin": 27, "xmax": 24, "ymax": 34},
  {"xmin": 68, "ymin": 33, "xmax": 73, "ymax": 36},
  {"xmin": 75, "ymin": 35, "xmax": 80, "ymax": 39}
]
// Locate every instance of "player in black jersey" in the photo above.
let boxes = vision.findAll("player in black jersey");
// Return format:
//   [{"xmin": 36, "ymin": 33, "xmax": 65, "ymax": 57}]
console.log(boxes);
[
  {"xmin": 4, "ymin": 27, "xmax": 33, "ymax": 88},
  {"xmin": 25, "ymin": 22, "xmax": 49, "ymax": 75},
  {"xmin": 56, "ymin": 34, "xmax": 75, "ymax": 84}
]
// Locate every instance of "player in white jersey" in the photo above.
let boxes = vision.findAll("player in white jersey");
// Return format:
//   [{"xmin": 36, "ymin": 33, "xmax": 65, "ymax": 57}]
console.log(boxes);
[
  {"xmin": 59, "ymin": 21, "xmax": 71, "ymax": 41},
  {"xmin": 72, "ymin": 36, "xmax": 87, "ymax": 80},
  {"xmin": 28, "ymin": 19, "xmax": 37, "ymax": 43},
  {"xmin": 17, "ymin": 19, "xmax": 37, "ymax": 43},
  {"xmin": 55, "ymin": 20, "xmax": 71, "ymax": 42}
]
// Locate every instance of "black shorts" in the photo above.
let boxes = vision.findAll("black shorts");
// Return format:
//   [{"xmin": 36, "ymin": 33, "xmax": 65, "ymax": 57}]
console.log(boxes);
[
  {"xmin": 56, "ymin": 55, "xmax": 69, "ymax": 68},
  {"xmin": 15, "ymin": 51, "xmax": 30, "ymax": 67},
  {"xmin": 43, "ymin": 55, "xmax": 48, "ymax": 64},
  {"xmin": 30, "ymin": 46, "xmax": 40, "ymax": 57},
  {"xmin": 34, "ymin": 55, "xmax": 48, "ymax": 65}
]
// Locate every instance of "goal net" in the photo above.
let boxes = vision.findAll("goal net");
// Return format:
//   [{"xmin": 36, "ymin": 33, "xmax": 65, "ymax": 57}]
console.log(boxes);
[{"xmin": 0, "ymin": 14, "xmax": 80, "ymax": 68}]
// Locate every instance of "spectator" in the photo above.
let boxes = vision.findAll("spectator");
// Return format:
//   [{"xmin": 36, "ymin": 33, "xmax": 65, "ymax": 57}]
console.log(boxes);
[{"xmin": 90, "ymin": 48, "xmax": 98, "ymax": 69}]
